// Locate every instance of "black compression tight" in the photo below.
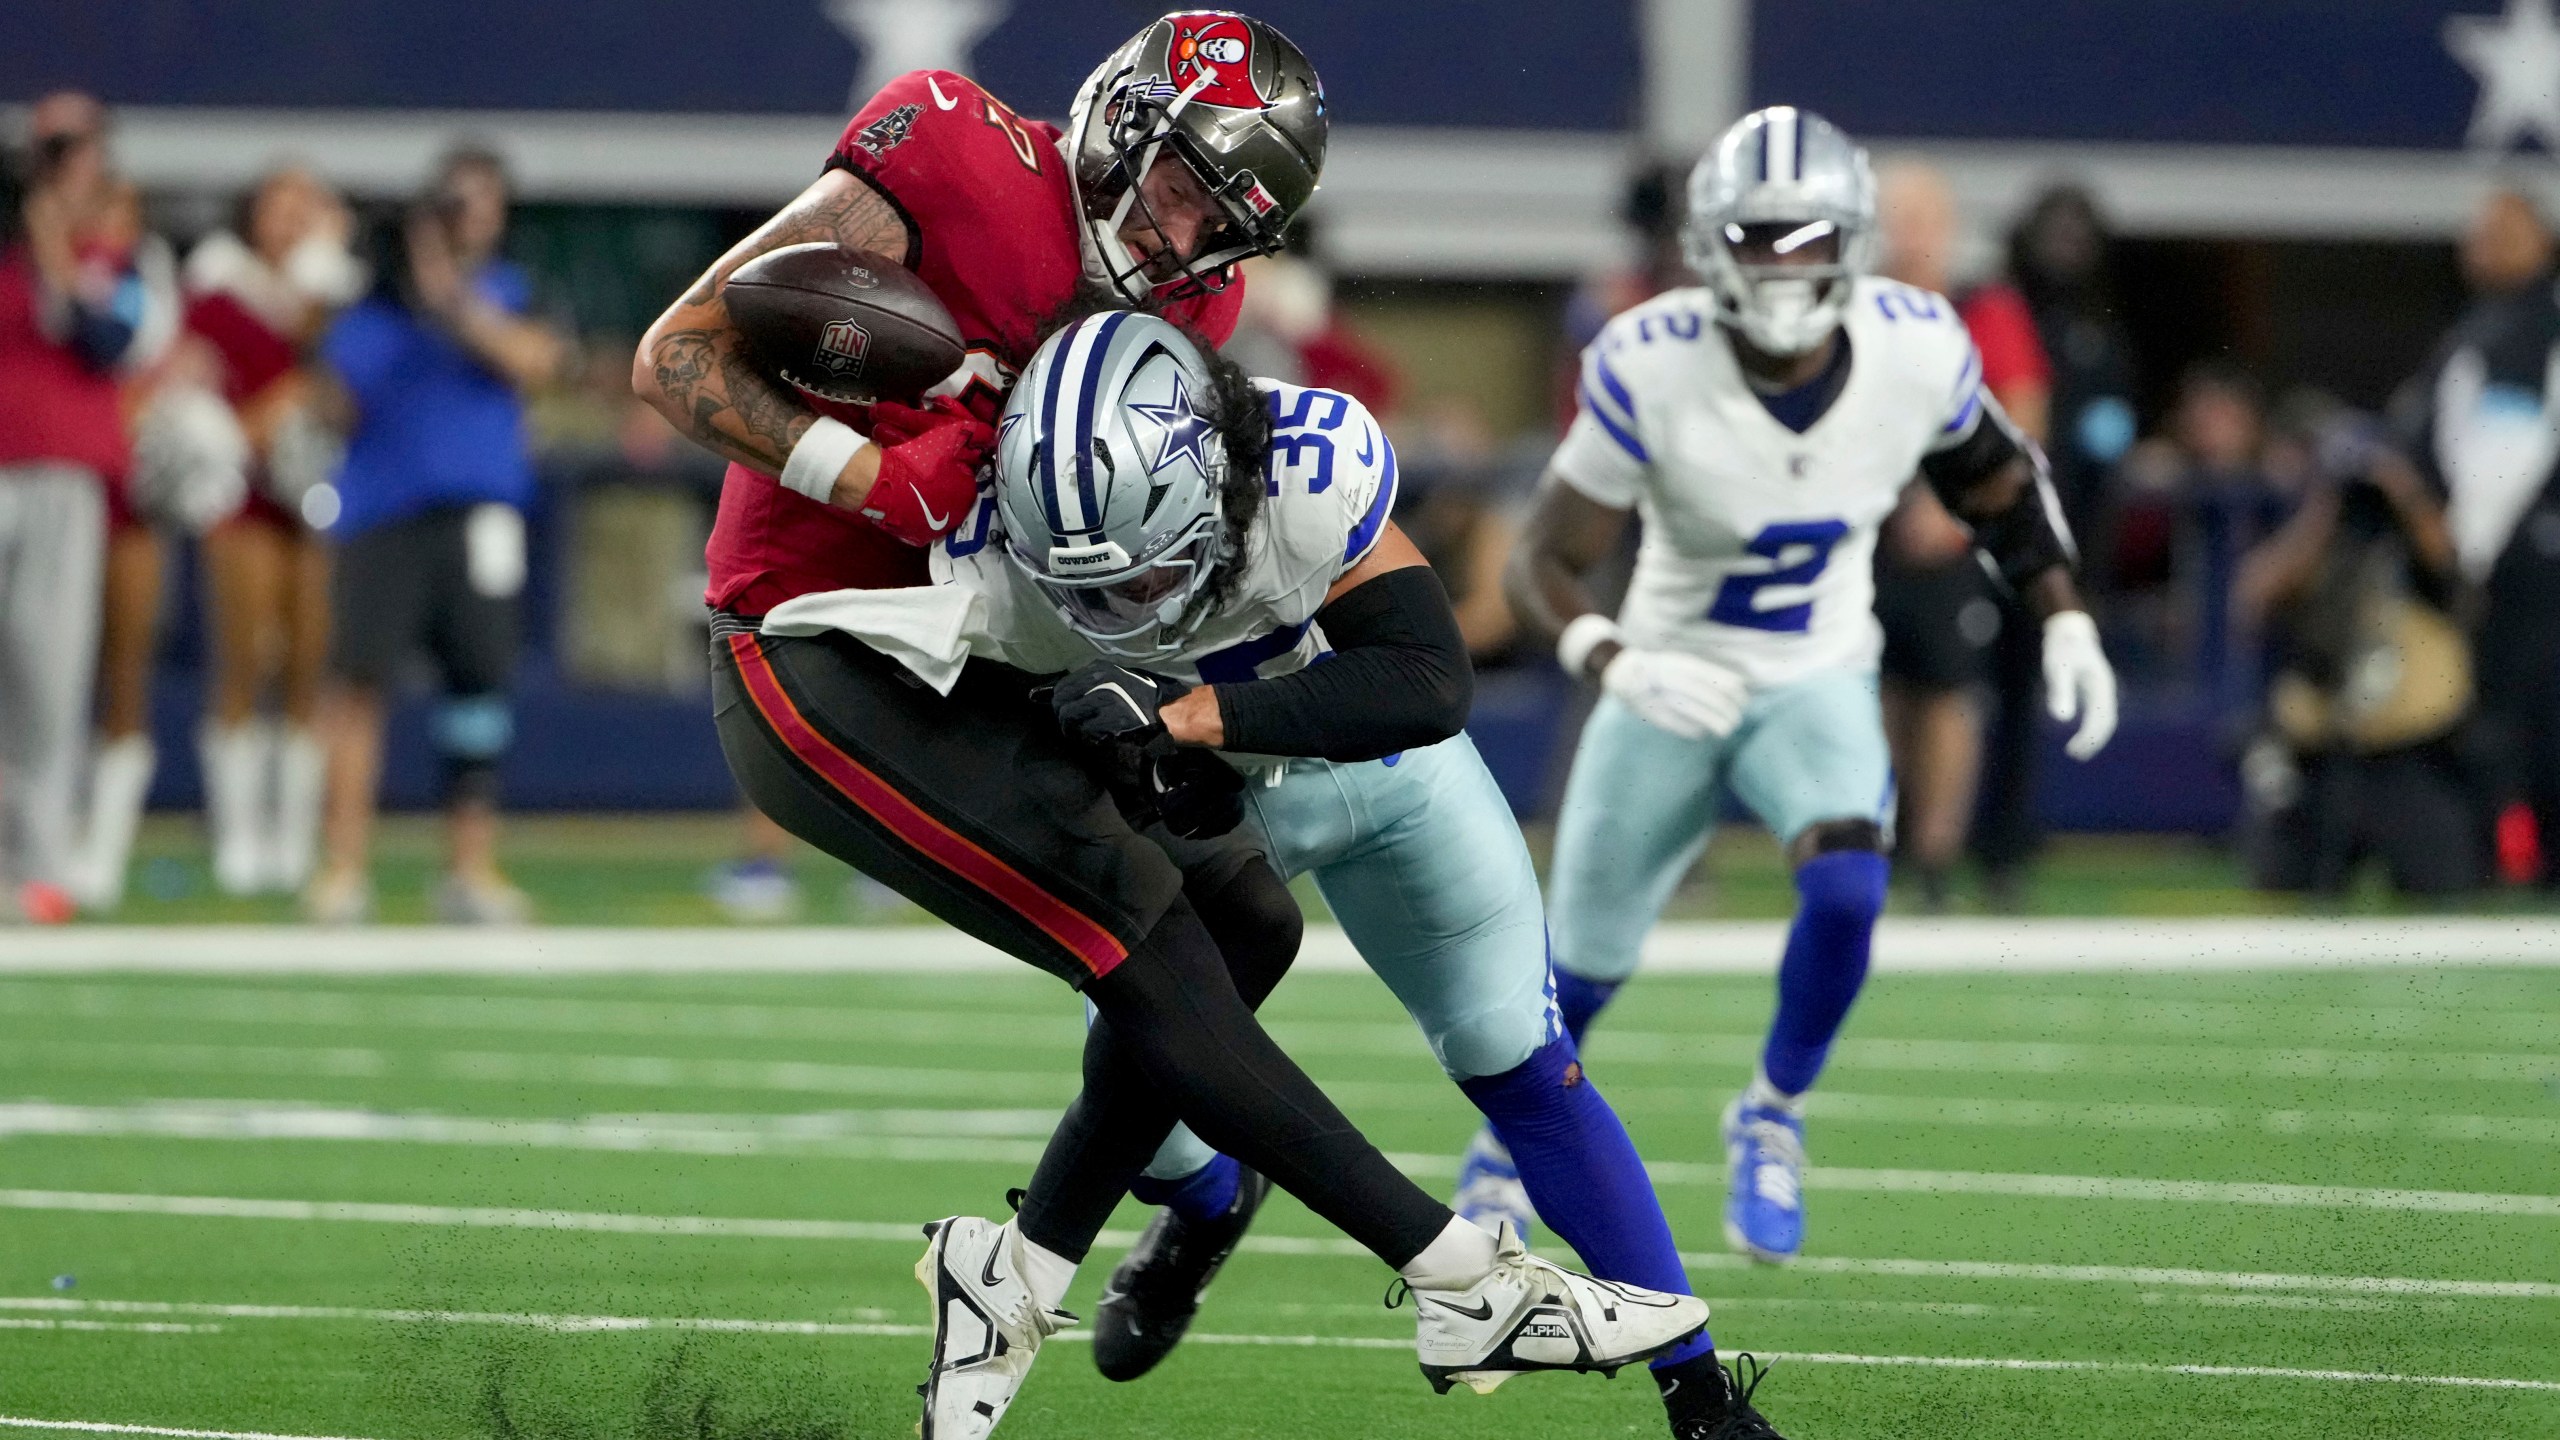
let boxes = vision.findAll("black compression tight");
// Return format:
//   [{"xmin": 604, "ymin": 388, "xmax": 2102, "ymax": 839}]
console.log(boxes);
[{"xmin": 1016, "ymin": 884, "xmax": 1451, "ymax": 1271}]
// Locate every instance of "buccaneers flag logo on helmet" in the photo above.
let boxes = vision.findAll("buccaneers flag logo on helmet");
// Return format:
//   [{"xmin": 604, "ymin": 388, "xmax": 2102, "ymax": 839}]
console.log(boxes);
[{"xmin": 1166, "ymin": 13, "xmax": 1268, "ymax": 109}]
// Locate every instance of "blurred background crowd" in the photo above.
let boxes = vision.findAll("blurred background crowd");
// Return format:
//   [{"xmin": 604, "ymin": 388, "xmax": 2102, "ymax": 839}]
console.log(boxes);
[{"xmin": 6, "ymin": 0, "xmax": 2558, "ymax": 923}]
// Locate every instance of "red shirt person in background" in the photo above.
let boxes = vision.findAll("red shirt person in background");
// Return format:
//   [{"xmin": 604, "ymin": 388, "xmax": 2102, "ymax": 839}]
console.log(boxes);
[
  {"xmin": 1870, "ymin": 159, "xmax": 2055, "ymax": 909},
  {"xmin": 0, "ymin": 92, "xmax": 175, "ymax": 922}
]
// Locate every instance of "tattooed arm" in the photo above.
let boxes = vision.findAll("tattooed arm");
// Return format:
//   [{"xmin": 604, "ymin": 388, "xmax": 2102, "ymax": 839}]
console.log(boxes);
[{"xmin": 631, "ymin": 167, "xmax": 914, "ymax": 506}]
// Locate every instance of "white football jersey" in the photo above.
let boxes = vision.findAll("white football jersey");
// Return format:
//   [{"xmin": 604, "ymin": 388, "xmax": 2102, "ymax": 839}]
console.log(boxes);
[
  {"xmin": 1551, "ymin": 276, "xmax": 1990, "ymax": 689},
  {"xmin": 933, "ymin": 380, "xmax": 1398, "ymax": 691}
]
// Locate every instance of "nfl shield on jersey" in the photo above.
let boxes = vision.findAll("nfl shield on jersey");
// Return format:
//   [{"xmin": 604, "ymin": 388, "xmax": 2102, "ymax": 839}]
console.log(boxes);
[
  {"xmin": 937, "ymin": 380, "xmax": 1398, "ymax": 709},
  {"xmin": 1550, "ymin": 275, "xmax": 1990, "ymax": 692}
]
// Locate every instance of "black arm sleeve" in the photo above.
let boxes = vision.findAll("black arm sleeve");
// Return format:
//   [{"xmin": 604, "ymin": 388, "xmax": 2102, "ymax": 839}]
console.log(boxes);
[
  {"xmin": 1918, "ymin": 405, "xmax": 2077, "ymax": 589},
  {"xmin": 1210, "ymin": 565, "xmax": 1474, "ymax": 762}
]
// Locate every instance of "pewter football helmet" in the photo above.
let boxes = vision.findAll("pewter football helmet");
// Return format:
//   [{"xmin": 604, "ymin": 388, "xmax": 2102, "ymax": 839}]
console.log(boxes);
[
  {"xmin": 1683, "ymin": 106, "xmax": 1877, "ymax": 356},
  {"xmin": 1066, "ymin": 11, "xmax": 1327, "ymax": 304},
  {"xmin": 993, "ymin": 312, "xmax": 1233, "ymax": 657}
]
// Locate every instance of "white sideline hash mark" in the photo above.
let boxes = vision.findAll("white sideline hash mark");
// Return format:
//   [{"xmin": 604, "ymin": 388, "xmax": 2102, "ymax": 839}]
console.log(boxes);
[
  {"xmin": 4, "ymin": 1190, "xmax": 2558, "ymax": 1302},
  {"xmin": 3, "ymin": 1306, "xmax": 2557, "ymax": 1396}
]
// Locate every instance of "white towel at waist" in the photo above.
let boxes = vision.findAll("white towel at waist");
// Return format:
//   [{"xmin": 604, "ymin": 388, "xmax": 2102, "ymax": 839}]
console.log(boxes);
[{"xmin": 759, "ymin": 585, "xmax": 982, "ymax": 695}]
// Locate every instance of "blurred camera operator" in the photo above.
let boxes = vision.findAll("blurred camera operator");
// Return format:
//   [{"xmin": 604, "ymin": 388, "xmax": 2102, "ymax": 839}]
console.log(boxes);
[
  {"xmin": 0, "ymin": 91, "xmax": 177, "ymax": 923},
  {"xmin": 306, "ymin": 144, "xmax": 567, "ymax": 925},
  {"xmin": 2235, "ymin": 397, "xmax": 2474, "ymax": 896}
]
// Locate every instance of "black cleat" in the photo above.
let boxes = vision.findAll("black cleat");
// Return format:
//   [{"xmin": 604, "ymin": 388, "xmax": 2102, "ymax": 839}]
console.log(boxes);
[
  {"xmin": 1090, "ymin": 1166, "xmax": 1270, "ymax": 1381},
  {"xmin": 1670, "ymin": 1354, "xmax": 1787, "ymax": 1439}
]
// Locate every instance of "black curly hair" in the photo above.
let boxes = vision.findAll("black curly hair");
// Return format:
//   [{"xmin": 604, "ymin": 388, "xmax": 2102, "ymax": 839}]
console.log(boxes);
[{"xmin": 1192, "ymin": 339, "xmax": 1272, "ymax": 617}]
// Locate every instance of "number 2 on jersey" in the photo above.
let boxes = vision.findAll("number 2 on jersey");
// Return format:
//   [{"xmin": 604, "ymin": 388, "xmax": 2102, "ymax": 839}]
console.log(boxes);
[{"xmin": 1707, "ymin": 520, "xmax": 1849, "ymax": 633}]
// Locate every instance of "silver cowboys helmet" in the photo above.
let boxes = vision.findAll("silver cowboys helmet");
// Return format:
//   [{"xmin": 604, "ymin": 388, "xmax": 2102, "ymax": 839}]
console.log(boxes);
[
  {"xmin": 994, "ymin": 311, "xmax": 1235, "ymax": 657},
  {"xmin": 1066, "ymin": 10, "xmax": 1327, "ymax": 304},
  {"xmin": 1683, "ymin": 106, "xmax": 1876, "ymax": 356}
]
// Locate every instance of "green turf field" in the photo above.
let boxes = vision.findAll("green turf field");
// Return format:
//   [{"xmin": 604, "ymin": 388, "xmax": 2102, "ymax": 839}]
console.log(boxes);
[
  {"xmin": 1, "ymin": 954, "xmax": 2555, "ymax": 1439},
  {"xmin": 85, "ymin": 813, "xmax": 2560, "ymax": 925}
]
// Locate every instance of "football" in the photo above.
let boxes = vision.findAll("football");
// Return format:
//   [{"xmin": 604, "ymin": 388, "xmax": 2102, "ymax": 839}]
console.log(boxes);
[{"xmin": 721, "ymin": 242, "xmax": 966, "ymax": 405}]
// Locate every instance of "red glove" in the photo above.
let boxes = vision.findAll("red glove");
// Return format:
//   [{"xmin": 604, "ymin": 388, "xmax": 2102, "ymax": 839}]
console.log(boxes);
[{"xmin": 858, "ymin": 397, "xmax": 994, "ymax": 547}]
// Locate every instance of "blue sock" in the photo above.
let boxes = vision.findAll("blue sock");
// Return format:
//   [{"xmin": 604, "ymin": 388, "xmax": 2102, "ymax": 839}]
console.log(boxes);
[
  {"xmin": 1552, "ymin": 969, "xmax": 1620, "ymax": 1048},
  {"xmin": 1128, "ymin": 1151, "xmax": 1242, "ymax": 1225},
  {"xmin": 1761, "ymin": 849, "xmax": 1888, "ymax": 1096},
  {"xmin": 1458, "ymin": 1036, "xmax": 1714, "ymax": 1367}
]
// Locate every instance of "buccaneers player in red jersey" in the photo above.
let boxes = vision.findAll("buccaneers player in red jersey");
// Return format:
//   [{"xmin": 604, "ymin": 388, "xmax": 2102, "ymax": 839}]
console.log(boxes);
[{"xmin": 634, "ymin": 15, "xmax": 1707, "ymax": 1439}]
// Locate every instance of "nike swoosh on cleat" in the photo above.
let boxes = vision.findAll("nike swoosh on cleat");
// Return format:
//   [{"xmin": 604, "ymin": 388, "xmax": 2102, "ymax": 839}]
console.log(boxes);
[
  {"xmin": 981, "ymin": 1243, "xmax": 1006, "ymax": 1290},
  {"xmin": 1424, "ymin": 1296, "xmax": 1496, "ymax": 1321},
  {"xmin": 927, "ymin": 75, "xmax": 960, "ymax": 110}
]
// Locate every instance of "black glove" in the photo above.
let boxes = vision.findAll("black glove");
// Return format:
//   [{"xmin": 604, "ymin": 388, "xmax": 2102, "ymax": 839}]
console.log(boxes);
[
  {"xmin": 1052, "ymin": 661, "xmax": 1192, "ymax": 746},
  {"xmin": 1146, "ymin": 746, "xmax": 1247, "ymax": 839}
]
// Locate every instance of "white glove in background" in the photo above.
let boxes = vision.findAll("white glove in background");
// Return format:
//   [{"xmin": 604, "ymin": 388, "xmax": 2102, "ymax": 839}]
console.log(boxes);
[
  {"xmin": 2042, "ymin": 609, "xmax": 2119, "ymax": 760},
  {"xmin": 1602, "ymin": 646, "xmax": 1749, "ymax": 742}
]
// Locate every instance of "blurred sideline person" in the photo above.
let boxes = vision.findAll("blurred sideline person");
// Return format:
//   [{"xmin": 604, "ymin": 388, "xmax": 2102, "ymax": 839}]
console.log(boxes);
[
  {"xmin": 308, "ymin": 146, "xmax": 565, "ymax": 924},
  {"xmin": 2397, "ymin": 187, "xmax": 2560, "ymax": 884},
  {"xmin": 1510, "ymin": 108, "xmax": 2117, "ymax": 1265},
  {"xmin": 1992, "ymin": 185, "xmax": 2138, "ymax": 883},
  {"xmin": 70, "ymin": 165, "xmax": 363, "ymax": 907},
  {"xmin": 1868, "ymin": 159, "xmax": 2054, "ymax": 908},
  {"xmin": 0, "ymin": 92, "xmax": 176, "ymax": 923},
  {"xmin": 633, "ymin": 19, "xmax": 1707, "ymax": 1437},
  {"xmin": 2236, "ymin": 397, "xmax": 2475, "ymax": 895},
  {"xmin": 889, "ymin": 312, "xmax": 1781, "ymax": 1436}
]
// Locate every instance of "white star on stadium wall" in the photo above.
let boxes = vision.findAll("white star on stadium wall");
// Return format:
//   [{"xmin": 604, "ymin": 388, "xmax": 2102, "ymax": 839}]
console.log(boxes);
[
  {"xmin": 2448, "ymin": 0, "xmax": 2560, "ymax": 152},
  {"xmin": 823, "ymin": 0, "xmax": 1011, "ymax": 114}
]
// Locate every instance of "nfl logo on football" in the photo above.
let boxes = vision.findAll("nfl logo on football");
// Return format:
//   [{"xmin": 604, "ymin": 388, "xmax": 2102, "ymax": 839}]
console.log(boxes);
[{"xmin": 816, "ymin": 317, "xmax": 871, "ymax": 377}]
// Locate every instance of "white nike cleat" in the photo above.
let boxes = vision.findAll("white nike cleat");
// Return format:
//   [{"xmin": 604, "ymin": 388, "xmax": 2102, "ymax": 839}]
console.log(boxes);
[
  {"xmin": 1402, "ymin": 1220, "xmax": 1708, "ymax": 1396},
  {"xmin": 915, "ymin": 1215, "xmax": 1075, "ymax": 1440}
]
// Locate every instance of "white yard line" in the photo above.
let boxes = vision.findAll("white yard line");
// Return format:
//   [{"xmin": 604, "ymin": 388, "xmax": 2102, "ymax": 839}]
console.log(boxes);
[
  {"xmin": 13, "ymin": 1102, "xmax": 2554, "ymax": 1216},
  {"xmin": 12, "ymin": 1097, "xmax": 2557, "ymax": 1178},
  {"xmin": 8, "ymin": 917, "xmax": 2560, "ymax": 974},
  {"xmin": 3, "ymin": 1305, "xmax": 2555, "ymax": 1395},
  {"xmin": 0, "ymin": 1423, "xmax": 380, "ymax": 1440},
  {"xmin": 5, "ymin": 1189, "xmax": 2556, "ymax": 1300},
  {"xmin": 0, "ymin": 1319, "xmax": 222, "ymax": 1334}
]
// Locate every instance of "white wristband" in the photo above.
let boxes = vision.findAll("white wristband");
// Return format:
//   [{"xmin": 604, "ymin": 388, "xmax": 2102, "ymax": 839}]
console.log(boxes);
[
  {"xmin": 1557, "ymin": 613, "xmax": 1623, "ymax": 681},
  {"xmin": 778, "ymin": 415, "xmax": 868, "ymax": 504}
]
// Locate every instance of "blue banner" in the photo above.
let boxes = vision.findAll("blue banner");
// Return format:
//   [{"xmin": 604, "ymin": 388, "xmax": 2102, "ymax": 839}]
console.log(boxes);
[
  {"xmin": 7, "ymin": 1, "xmax": 1639, "ymax": 130},
  {"xmin": 1754, "ymin": 1, "xmax": 2517, "ymax": 150}
]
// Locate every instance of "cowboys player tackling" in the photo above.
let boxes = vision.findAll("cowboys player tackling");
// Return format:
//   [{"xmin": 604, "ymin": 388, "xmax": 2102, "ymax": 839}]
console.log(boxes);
[
  {"xmin": 1502, "ymin": 106, "xmax": 2119, "ymax": 1265},
  {"xmin": 838, "ymin": 311, "xmax": 1788, "ymax": 1437}
]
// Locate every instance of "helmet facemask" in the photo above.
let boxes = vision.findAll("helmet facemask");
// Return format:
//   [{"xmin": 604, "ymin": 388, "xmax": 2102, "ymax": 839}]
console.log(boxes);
[
  {"xmin": 1694, "ymin": 216, "xmax": 1862, "ymax": 356},
  {"xmin": 1016, "ymin": 498, "xmax": 1229, "ymax": 657}
]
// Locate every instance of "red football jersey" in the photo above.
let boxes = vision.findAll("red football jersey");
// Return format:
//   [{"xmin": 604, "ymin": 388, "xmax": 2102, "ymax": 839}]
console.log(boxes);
[{"xmin": 706, "ymin": 70, "xmax": 1248, "ymax": 616}]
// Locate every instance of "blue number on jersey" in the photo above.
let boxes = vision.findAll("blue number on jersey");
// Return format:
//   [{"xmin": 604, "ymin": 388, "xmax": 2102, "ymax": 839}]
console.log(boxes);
[
  {"xmin": 1873, "ymin": 287, "xmax": 1943, "ymax": 323},
  {"xmin": 1707, "ymin": 519, "xmax": 1850, "ymax": 633},
  {"xmin": 942, "ymin": 492, "xmax": 999, "ymax": 558},
  {"xmin": 1265, "ymin": 388, "xmax": 1350, "ymax": 495}
]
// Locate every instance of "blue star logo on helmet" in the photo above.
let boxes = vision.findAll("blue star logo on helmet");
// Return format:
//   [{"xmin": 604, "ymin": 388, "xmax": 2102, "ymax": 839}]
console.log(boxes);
[{"xmin": 1128, "ymin": 369, "xmax": 1219, "ymax": 481}]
